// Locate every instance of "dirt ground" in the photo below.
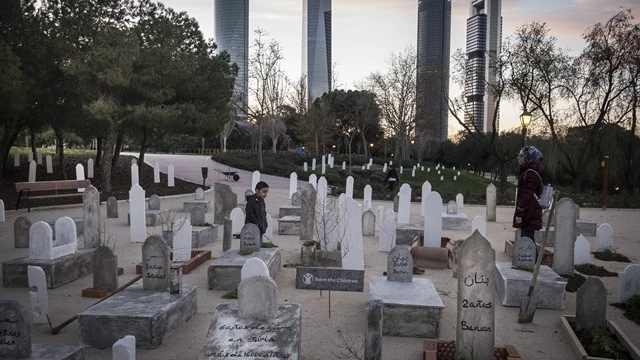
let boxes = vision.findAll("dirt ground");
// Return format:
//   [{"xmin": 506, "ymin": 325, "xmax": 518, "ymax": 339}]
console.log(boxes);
[{"xmin": 1, "ymin": 155, "xmax": 639, "ymax": 360}]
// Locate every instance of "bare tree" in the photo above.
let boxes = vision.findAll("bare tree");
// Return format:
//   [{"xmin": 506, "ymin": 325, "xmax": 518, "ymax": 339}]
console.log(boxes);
[
  {"xmin": 239, "ymin": 28, "xmax": 288, "ymax": 169},
  {"xmin": 366, "ymin": 47, "xmax": 417, "ymax": 160},
  {"xmin": 262, "ymin": 114, "xmax": 287, "ymax": 152}
]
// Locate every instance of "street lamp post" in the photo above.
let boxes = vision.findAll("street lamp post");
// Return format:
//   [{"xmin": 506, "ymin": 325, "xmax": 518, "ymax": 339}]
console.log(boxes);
[{"xmin": 519, "ymin": 111, "xmax": 532, "ymax": 147}]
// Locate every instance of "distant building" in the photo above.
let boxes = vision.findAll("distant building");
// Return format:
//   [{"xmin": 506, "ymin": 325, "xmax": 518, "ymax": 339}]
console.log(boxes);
[
  {"xmin": 416, "ymin": 0, "xmax": 451, "ymax": 142},
  {"xmin": 464, "ymin": 0, "xmax": 502, "ymax": 133},
  {"xmin": 302, "ymin": 0, "xmax": 332, "ymax": 107},
  {"xmin": 215, "ymin": 0, "xmax": 249, "ymax": 119}
]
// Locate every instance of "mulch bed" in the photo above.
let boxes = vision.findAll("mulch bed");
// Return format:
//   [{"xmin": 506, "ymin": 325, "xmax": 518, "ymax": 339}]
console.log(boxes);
[
  {"xmin": 563, "ymin": 273, "xmax": 587, "ymax": 293},
  {"xmin": 575, "ymin": 264, "xmax": 618, "ymax": 277},
  {"xmin": 2, "ymin": 153, "xmax": 204, "ymax": 211},
  {"xmin": 593, "ymin": 251, "xmax": 631, "ymax": 262},
  {"xmin": 612, "ymin": 295, "xmax": 640, "ymax": 326}
]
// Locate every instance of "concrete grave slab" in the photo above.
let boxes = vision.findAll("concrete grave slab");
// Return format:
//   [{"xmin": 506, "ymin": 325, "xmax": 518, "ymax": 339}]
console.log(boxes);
[
  {"xmin": 78, "ymin": 285, "xmax": 197, "ymax": 349},
  {"xmin": 207, "ymin": 248, "xmax": 281, "ymax": 290},
  {"xmin": 368, "ymin": 276, "xmax": 444, "ymax": 338},
  {"xmin": 3, "ymin": 249, "xmax": 94, "ymax": 288},
  {"xmin": 278, "ymin": 215, "xmax": 301, "ymax": 235},
  {"xmin": 200, "ymin": 304, "xmax": 301, "ymax": 360},
  {"xmin": 395, "ymin": 223, "xmax": 423, "ymax": 246},
  {"xmin": 441, "ymin": 212, "xmax": 469, "ymax": 230},
  {"xmin": 495, "ymin": 262, "xmax": 566, "ymax": 310},
  {"xmin": 191, "ymin": 225, "xmax": 218, "ymax": 248}
]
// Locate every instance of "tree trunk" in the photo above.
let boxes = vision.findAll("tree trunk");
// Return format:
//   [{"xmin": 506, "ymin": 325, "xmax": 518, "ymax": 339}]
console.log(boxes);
[
  {"xmin": 0, "ymin": 121, "xmax": 20, "ymax": 186},
  {"xmin": 257, "ymin": 124, "xmax": 264, "ymax": 170},
  {"xmin": 53, "ymin": 126, "xmax": 67, "ymax": 180},
  {"xmin": 624, "ymin": 83, "xmax": 637, "ymax": 192},
  {"xmin": 272, "ymin": 135, "xmax": 277, "ymax": 153},
  {"xmin": 360, "ymin": 132, "xmax": 368, "ymax": 158},
  {"xmin": 95, "ymin": 137, "xmax": 103, "ymax": 167},
  {"xmin": 111, "ymin": 129, "xmax": 124, "ymax": 170},
  {"xmin": 138, "ymin": 124, "xmax": 148, "ymax": 180},
  {"xmin": 101, "ymin": 120, "xmax": 118, "ymax": 194},
  {"xmin": 314, "ymin": 132, "xmax": 319, "ymax": 156}
]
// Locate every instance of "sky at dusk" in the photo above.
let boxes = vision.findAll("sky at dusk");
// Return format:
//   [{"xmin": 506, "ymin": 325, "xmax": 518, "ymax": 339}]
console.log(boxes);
[{"xmin": 162, "ymin": 0, "xmax": 640, "ymax": 137}]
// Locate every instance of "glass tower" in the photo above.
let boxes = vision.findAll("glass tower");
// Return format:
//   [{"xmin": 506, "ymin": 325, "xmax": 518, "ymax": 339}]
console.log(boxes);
[
  {"xmin": 464, "ymin": 0, "xmax": 502, "ymax": 133},
  {"xmin": 214, "ymin": 0, "xmax": 249, "ymax": 119},
  {"xmin": 302, "ymin": 0, "xmax": 332, "ymax": 106},
  {"xmin": 416, "ymin": 0, "xmax": 451, "ymax": 142}
]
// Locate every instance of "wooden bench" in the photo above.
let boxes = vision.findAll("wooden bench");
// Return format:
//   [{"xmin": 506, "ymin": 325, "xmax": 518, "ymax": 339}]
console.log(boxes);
[{"xmin": 15, "ymin": 179, "xmax": 92, "ymax": 212}]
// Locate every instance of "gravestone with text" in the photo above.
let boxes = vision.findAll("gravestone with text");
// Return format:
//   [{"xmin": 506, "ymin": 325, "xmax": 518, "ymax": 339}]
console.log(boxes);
[
  {"xmin": 513, "ymin": 236, "xmax": 536, "ymax": 268},
  {"xmin": 387, "ymin": 246, "xmax": 412, "ymax": 282},
  {"xmin": 456, "ymin": 231, "xmax": 495, "ymax": 360},
  {"xmin": 0, "ymin": 300, "xmax": 31, "ymax": 358},
  {"xmin": 142, "ymin": 235, "xmax": 170, "ymax": 291},
  {"xmin": 240, "ymin": 223, "xmax": 261, "ymax": 253}
]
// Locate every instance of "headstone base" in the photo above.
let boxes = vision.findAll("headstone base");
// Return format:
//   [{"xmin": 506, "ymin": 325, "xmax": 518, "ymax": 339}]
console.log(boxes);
[
  {"xmin": 368, "ymin": 276, "xmax": 444, "ymax": 338},
  {"xmin": 27, "ymin": 344, "xmax": 85, "ymax": 360},
  {"xmin": 2, "ymin": 249, "xmax": 94, "ymax": 288},
  {"xmin": 278, "ymin": 216, "xmax": 300, "ymax": 235},
  {"xmin": 423, "ymin": 340, "xmax": 521, "ymax": 360},
  {"xmin": 278, "ymin": 205, "xmax": 301, "ymax": 217},
  {"xmin": 47, "ymin": 217, "xmax": 84, "ymax": 239},
  {"xmin": 201, "ymin": 304, "xmax": 301, "ymax": 360},
  {"xmin": 78, "ymin": 285, "xmax": 197, "ymax": 349},
  {"xmin": 127, "ymin": 209, "xmax": 170, "ymax": 226},
  {"xmin": 576, "ymin": 219, "xmax": 597, "ymax": 237},
  {"xmin": 395, "ymin": 224, "xmax": 423, "ymax": 246},
  {"xmin": 441, "ymin": 213, "xmax": 469, "ymax": 230},
  {"xmin": 192, "ymin": 225, "xmax": 218, "ymax": 247},
  {"xmin": 495, "ymin": 262, "xmax": 566, "ymax": 310},
  {"xmin": 207, "ymin": 248, "xmax": 281, "ymax": 290},
  {"xmin": 183, "ymin": 199, "xmax": 210, "ymax": 213}
]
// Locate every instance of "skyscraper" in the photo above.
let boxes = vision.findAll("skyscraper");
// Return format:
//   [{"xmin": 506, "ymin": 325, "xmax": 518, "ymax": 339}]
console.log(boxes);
[
  {"xmin": 214, "ymin": 0, "xmax": 249, "ymax": 118},
  {"xmin": 302, "ymin": 0, "xmax": 332, "ymax": 106},
  {"xmin": 416, "ymin": 0, "xmax": 451, "ymax": 142},
  {"xmin": 464, "ymin": 0, "xmax": 502, "ymax": 133}
]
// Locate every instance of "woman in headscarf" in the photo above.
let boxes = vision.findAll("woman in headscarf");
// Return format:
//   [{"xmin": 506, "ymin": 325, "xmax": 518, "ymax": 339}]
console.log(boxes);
[{"xmin": 513, "ymin": 145, "xmax": 546, "ymax": 241}]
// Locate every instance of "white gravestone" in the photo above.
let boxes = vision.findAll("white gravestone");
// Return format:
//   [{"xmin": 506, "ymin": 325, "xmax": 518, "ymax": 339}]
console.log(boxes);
[
  {"xmin": 46, "ymin": 155, "xmax": 53, "ymax": 174},
  {"xmin": 553, "ymin": 198, "xmax": 578, "ymax": 276},
  {"xmin": 303, "ymin": 162, "xmax": 308, "ymax": 172},
  {"xmin": 289, "ymin": 172, "xmax": 298, "ymax": 199},
  {"xmin": 131, "ymin": 163, "xmax": 139, "ymax": 186},
  {"xmin": 485, "ymin": 183, "xmax": 497, "ymax": 222},
  {"xmin": 131, "ymin": 158, "xmax": 137, "ymax": 165},
  {"xmin": 28, "ymin": 160, "xmax": 36, "ymax": 182},
  {"xmin": 167, "ymin": 164, "xmax": 175, "ymax": 187},
  {"xmin": 14, "ymin": 153, "xmax": 20, "ymax": 167},
  {"xmin": 129, "ymin": 184, "xmax": 146, "ymax": 243},
  {"xmin": 456, "ymin": 193, "xmax": 464, "ymax": 209},
  {"xmin": 75, "ymin": 164, "xmax": 86, "ymax": 192},
  {"xmin": 317, "ymin": 177, "xmax": 328, "ymax": 207},
  {"xmin": 424, "ymin": 192, "xmax": 443, "ymax": 248},
  {"xmin": 87, "ymin": 158, "xmax": 94, "ymax": 179},
  {"xmin": 363, "ymin": 185, "xmax": 372, "ymax": 210},
  {"xmin": 153, "ymin": 162, "xmax": 160, "ymax": 183},
  {"xmin": 574, "ymin": 234, "xmax": 591, "ymax": 265},
  {"xmin": 112, "ymin": 335, "xmax": 136, "ymax": 360},
  {"xmin": 596, "ymin": 223, "xmax": 614, "ymax": 252},
  {"xmin": 421, "ymin": 181, "xmax": 432, "ymax": 216},
  {"xmin": 345, "ymin": 176, "xmax": 354, "ymax": 198},
  {"xmin": 173, "ymin": 218, "xmax": 193, "ymax": 262},
  {"xmin": 342, "ymin": 161, "xmax": 346, "ymax": 170},
  {"xmin": 27, "ymin": 150, "xmax": 33, "ymax": 162},
  {"xmin": 456, "ymin": 231, "xmax": 495, "ymax": 360},
  {"xmin": 471, "ymin": 215, "xmax": 486, "ymax": 237},
  {"xmin": 28, "ymin": 265, "xmax": 48, "ymax": 323},
  {"xmin": 397, "ymin": 183, "xmax": 411, "ymax": 224},
  {"xmin": 308, "ymin": 174, "xmax": 317, "ymax": 189},
  {"xmin": 251, "ymin": 170, "xmax": 260, "ymax": 191},
  {"xmin": 379, "ymin": 209, "xmax": 396, "ymax": 252},
  {"xmin": 440, "ymin": 176, "xmax": 443, "ymax": 181},
  {"xmin": 230, "ymin": 207, "xmax": 245, "ymax": 234},
  {"xmin": 383, "ymin": 163, "xmax": 387, "ymax": 173},
  {"xmin": 311, "ymin": 158, "xmax": 316, "ymax": 171},
  {"xmin": 618, "ymin": 264, "xmax": 640, "ymax": 303},
  {"xmin": 400, "ymin": 166, "xmax": 403, "ymax": 174},
  {"xmin": 411, "ymin": 169, "xmax": 415, "ymax": 177},
  {"xmin": 53, "ymin": 217, "xmax": 78, "ymax": 252},
  {"xmin": 376, "ymin": 206, "xmax": 384, "ymax": 231},
  {"xmin": 29, "ymin": 221, "xmax": 76, "ymax": 260},
  {"xmin": 321, "ymin": 155, "xmax": 326, "ymax": 175},
  {"xmin": 342, "ymin": 197, "xmax": 364, "ymax": 270},
  {"xmin": 0, "ymin": 199, "xmax": 4, "ymax": 223},
  {"xmin": 241, "ymin": 257, "xmax": 270, "ymax": 280},
  {"xmin": 195, "ymin": 188, "xmax": 204, "ymax": 200}
]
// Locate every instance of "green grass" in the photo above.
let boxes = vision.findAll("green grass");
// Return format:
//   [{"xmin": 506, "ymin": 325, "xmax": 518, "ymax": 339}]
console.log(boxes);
[
  {"xmin": 212, "ymin": 150, "xmax": 515, "ymax": 205},
  {"xmin": 10, "ymin": 147, "xmax": 97, "ymax": 156}
]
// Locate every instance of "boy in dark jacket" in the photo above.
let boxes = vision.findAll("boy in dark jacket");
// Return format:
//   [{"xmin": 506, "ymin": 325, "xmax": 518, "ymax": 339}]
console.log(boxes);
[
  {"xmin": 513, "ymin": 146, "xmax": 546, "ymax": 241},
  {"xmin": 245, "ymin": 181, "xmax": 269, "ymax": 246}
]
